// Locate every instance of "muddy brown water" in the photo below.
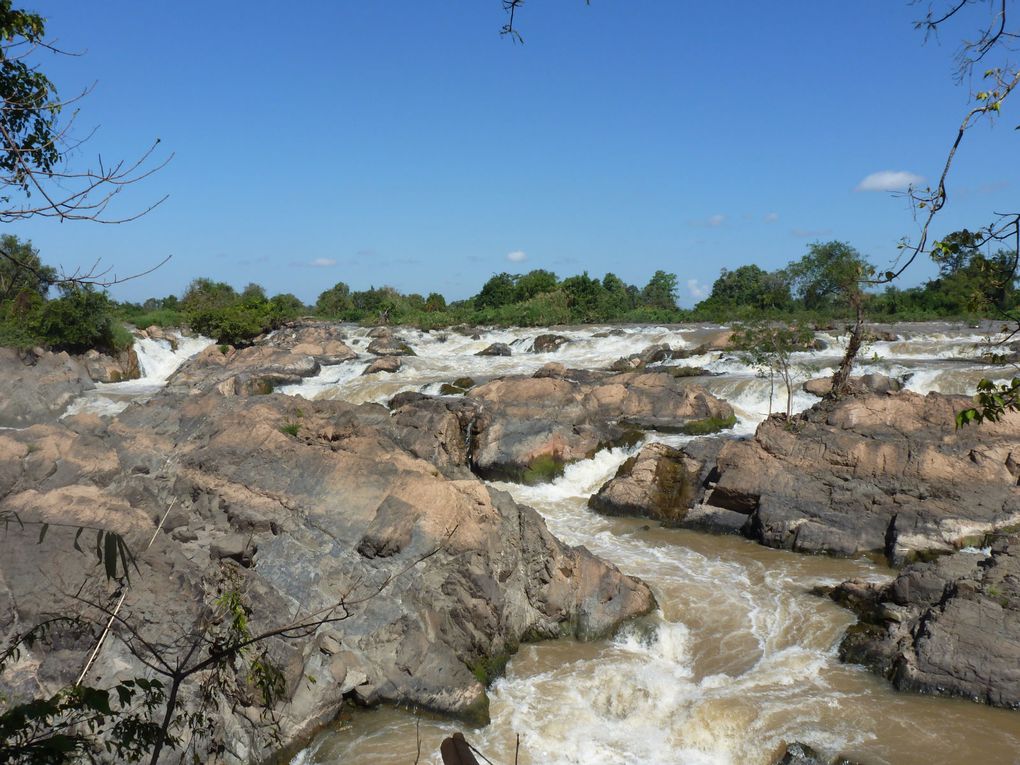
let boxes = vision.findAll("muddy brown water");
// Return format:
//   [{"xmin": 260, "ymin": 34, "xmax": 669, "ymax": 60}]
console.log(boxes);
[{"xmin": 104, "ymin": 322, "xmax": 1013, "ymax": 765}]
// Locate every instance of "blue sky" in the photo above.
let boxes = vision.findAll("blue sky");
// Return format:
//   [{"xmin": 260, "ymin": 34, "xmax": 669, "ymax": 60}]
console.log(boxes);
[{"xmin": 7, "ymin": 1, "xmax": 1018, "ymax": 307}]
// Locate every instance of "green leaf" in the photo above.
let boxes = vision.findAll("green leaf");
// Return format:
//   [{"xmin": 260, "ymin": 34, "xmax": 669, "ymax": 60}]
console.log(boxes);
[{"xmin": 104, "ymin": 531, "xmax": 118, "ymax": 580}]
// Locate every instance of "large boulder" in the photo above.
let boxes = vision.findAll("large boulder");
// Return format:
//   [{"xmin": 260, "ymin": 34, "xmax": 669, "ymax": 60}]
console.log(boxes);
[
  {"xmin": 0, "ymin": 348, "xmax": 95, "ymax": 427},
  {"xmin": 81, "ymin": 347, "xmax": 142, "ymax": 383},
  {"xmin": 366, "ymin": 336, "xmax": 416, "ymax": 357},
  {"xmin": 410, "ymin": 370, "xmax": 736, "ymax": 483},
  {"xmin": 0, "ymin": 388, "xmax": 654, "ymax": 761},
  {"xmin": 476, "ymin": 343, "xmax": 511, "ymax": 357},
  {"xmin": 830, "ymin": 537, "xmax": 1020, "ymax": 710},
  {"xmin": 168, "ymin": 344, "xmax": 321, "ymax": 396},
  {"xmin": 362, "ymin": 357, "xmax": 401, "ymax": 375},
  {"xmin": 270, "ymin": 322, "xmax": 358, "ymax": 365},
  {"xmin": 703, "ymin": 392, "xmax": 1020, "ymax": 564},
  {"xmin": 531, "ymin": 334, "xmax": 569, "ymax": 353},
  {"xmin": 588, "ymin": 443, "xmax": 701, "ymax": 524}
]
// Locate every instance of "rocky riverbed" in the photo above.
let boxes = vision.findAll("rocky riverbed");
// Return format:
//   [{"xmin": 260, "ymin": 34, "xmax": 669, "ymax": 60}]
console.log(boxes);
[{"xmin": 2, "ymin": 320, "xmax": 1019, "ymax": 764}]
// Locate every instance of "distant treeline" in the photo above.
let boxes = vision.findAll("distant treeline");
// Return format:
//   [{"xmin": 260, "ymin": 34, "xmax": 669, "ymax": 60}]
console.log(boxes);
[{"xmin": 1, "ymin": 232, "xmax": 1016, "ymax": 351}]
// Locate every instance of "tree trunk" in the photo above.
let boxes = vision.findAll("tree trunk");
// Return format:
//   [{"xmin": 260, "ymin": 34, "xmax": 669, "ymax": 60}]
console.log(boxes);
[{"xmin": 829, "ymin": 301, "xmax": 865, "ymax": 399}]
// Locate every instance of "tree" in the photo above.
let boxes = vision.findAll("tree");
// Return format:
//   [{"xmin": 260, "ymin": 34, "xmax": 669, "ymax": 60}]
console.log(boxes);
[
  {"xmin": 474, "ymin": 272, "xmax": 517, "ymax": 310},
  {"xmin": 697, "ymin": 264, "xmax": 791, "ymax": 314},
  {"xmin": 513, "ymin": 269, "xmax": 558, "ymax": 302},
  {"xmin": 0, "ymin": 2, "xmax": 170, "ymax": 289},
  {"xmin": 315, "ymin": 281, "xmax": 353, "ymax": 318},
  {"xmin": 733, "ymin": 320, "xmax": 816, "ymax": 417},
  {"xmin": 641, "ymin": 270, "xmax": 678, "ymax": 309},
  {"xmin": 0, "ymin": 234, "xmax": 53, "ymax": 301},
  {"xmin": 560, "ymin": 271, "xmax": 603, "ymax": 321}
]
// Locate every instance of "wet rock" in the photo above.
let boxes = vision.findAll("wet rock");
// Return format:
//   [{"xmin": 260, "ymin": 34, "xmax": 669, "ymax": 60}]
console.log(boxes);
[
  {"xmin": 81, "ymin": 347, "xmax": 141, "ymax": 383},
  {"xmin": 0, "ymin": 348, "xmax": 95, "ymax": 427},
  {"xmin": 367, "ymin": 326, "xmax": 392, "ymax": 338},
  {"xmin": 589, "ymin": 443, "xmax": 700, "ymax": 525},
  {"xmin": 531, "ymin": 334, "xmax": 569, "ymax": 353},
  {"xmin": 363, "ymin": 357, "xmax": 401, "ymax": 375},
  {"xmin": 771, "ymin": 743, "xmax": 861, "ymax": 765},
  {"xmin": 832, "ymin": 537, "xmax": 1020, "ymax": 710},
  {"xmin": 704, "ymin": 392, "xmax": 1020, "ymax": 564},
  {"xmin": 367, "ymin": 336, "xmax": 416, "ymax": 357},
  {"xmin": 476, "ymin": 343, "xmax": 511, "ymax": 357},
  {"xmin": 609, "ymin": 343, "xmax": 675, "ymax": 372}
]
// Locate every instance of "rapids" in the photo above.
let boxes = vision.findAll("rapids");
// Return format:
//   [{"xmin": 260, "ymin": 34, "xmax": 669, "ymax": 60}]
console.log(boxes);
[
  {"xmin": 63, "ymin": 332, "xmax": 213, "ymax": 418},
  {"xmin": 280, "ymin": 322, "xmax": 1020, "ymax": 765}
]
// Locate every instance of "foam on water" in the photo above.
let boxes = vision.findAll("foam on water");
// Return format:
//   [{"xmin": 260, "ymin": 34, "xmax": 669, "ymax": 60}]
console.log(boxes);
[
  {"xmin": 62, "ymin": 332, "xmax": 213, "ymax": 417},
  {"xmin": 291, "ymin": 322, "xmax": 1020, "ymax": 765}
]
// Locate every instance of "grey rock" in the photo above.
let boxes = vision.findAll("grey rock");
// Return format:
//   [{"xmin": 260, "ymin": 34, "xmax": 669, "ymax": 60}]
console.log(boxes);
[{"xmin": 832, "ymin": 537, "xmax": 1020, "ymax": 710}]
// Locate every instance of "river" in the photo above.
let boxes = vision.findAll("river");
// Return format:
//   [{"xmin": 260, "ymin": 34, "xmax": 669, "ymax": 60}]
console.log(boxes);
[{"xmin": 80, "ymin": 322, "xmax": 1020, "ymax": 764}]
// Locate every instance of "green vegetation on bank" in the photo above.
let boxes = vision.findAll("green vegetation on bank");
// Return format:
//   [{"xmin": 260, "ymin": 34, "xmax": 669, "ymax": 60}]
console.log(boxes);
[
  {"xmin": 0, "ymin": 236, "xmax": 133, "ymax": 354},
  {"xmin": 2, "ymin": 229, "xmax": 1017, "ymax": 354}
]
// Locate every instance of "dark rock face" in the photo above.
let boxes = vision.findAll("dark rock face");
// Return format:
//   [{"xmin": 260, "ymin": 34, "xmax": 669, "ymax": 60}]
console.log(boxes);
[
  {"xmin": 0, "ymin": 387, "xmax": 654, "ymax": 760},
  {"xmin": 531, "ymin": 334, "xmax": 569, "ymax": 353},
  {"xmin": 0, "ymin": 348, "xmax": 95, "ymax": 427},
  {"xmin": 476, "ymin": 343, "xmax": 511, "ymax": 357},
  {"xmin": 771, "ymin": 743, "xmax": 862, "ymax": 765},
  {"xmin": 831, "ymin": 537, "xmax": 1020, "ymax": 710},
  {"xmin": 703, "ymin": 392, "xmax": 1020, "ymax": 564}
]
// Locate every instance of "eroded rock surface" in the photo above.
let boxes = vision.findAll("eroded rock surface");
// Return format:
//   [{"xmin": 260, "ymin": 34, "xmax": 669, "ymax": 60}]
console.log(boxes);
[
  {"xmin": 702, "ymin": 392, "xmax": 1020, "ymax": 564},
  {"xmin": 0, "ymin": 348, "xmax": 95, "ymax": 427},
  {"xmin": 830, "ymin": 537, "xmax": 1020, "ymax": 709},
  {"xmin": 388, "ymin": 369, "xmax": 734, "ymax": 483},
  {"xmin": 0, "ymin": 386, "xmax": 654, "ymax": 761}
]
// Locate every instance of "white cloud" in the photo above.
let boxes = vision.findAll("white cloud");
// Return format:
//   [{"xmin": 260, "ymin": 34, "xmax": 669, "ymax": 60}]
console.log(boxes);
[
  {"xmin": 764, "ymin": 212, "xmax": 780, "ymax": 223},
  {"xmin": 506, "ymin": 250, "xmax": 527, "ymax": 263},
  {"xmin": 707, "ymin": 213, "xmax": 726, "ymax": 227},
  {"xmin": 855, "ymin": 170, "xmax": 924, "ymax": 192},
  {"xmin": 687, "ymin": 278, "xmax": 708, "ymax": 300},
  {"xmin": 310, "ymin": 257, "xmax": 336, "ymax": 267}
]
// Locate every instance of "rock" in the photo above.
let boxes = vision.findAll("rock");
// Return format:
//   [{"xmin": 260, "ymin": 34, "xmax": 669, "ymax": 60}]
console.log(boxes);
[
  {"xmin": 704, "ymin": 392, "xmax": 1020, "ymax": 564},
  {"xmin": 832, "ymin": 537, "xmax": 1020, "ymax": 710},
  {"xmin": 0, "ymin": 348, "xmax": 95, "ymax": 427},
  {"xmin": 609, "ymin": 344, "xmax": 675, "ymax": 372},
  {"xmin": 168, "ymin": 344, "xmax": 321, "ymax": 396},
  {"xmin": 362, "ymin": 357, "xmax": 401, "ymax": 375},
  {"xmin": 476, "ymin": 343, "xmax": 511, "ymax": 357},
  {"xmin": 367, "ymin": 336, "xmax": 416, "ymax": 357},
  {"xmin": 770, "ymin": 743, "xmax": 861, "ymax": 765},
  {"xmin": 531, "ymin": 334, "xmax": 569, "ymax": 353},
  {"xmin": 803, "ymin": 373, "xmax": 902, "ymax": 398},
  {"xmin": 0, "ymin": 387, "xmax": 654, "ymax": 760},
  {"xmin": 458, "ymin": 371, "xmax": 734, "ymax": 483},
  {"xmin": 270, "ymin": 322, "xmax": 358, "ymax": 365},
  {"xmin": 81, "ymin": 347, "xmax": 141, "ymax": 383},
  {"xmin": 367, "ymin": 326, "xmax": 392, "ymax": 338},
  {"xmin": 533, "ymin": 362, "xmax": 567, "ymax": 379},
  {"xmin": 589, "ymin": 443, "xmax": 701, "ymax": 525}
]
